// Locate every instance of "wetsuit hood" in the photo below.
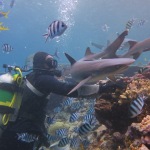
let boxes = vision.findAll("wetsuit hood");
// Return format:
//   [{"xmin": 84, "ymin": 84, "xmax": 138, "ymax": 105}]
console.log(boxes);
[{"xmin": 33, "ymin": 51, "xmax": 49, "ymax": 69}]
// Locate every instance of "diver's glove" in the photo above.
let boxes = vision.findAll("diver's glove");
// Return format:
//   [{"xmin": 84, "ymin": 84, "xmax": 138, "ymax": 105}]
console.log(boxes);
[{"xmin": 99, "ymin": 80, "xmax": 127, "ymax": 93}]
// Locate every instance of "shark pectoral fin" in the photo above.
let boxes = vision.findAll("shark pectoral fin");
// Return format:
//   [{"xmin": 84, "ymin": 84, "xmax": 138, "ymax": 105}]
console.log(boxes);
[{"xmin": 67, "ymin": 76, "xmax": 92, "ymax": 95}]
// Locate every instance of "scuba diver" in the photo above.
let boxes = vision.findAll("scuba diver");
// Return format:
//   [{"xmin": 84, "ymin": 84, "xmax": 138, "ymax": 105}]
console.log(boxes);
[{"xmin": 0, "ymin": 51, "xmax": 126, "ymax": 150}]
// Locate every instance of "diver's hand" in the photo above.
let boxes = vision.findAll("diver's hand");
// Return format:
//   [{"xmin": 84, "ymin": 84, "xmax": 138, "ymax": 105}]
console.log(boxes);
[{"xmin": 99, "ymin": 80, "xmax": 127, "ymax": 93}]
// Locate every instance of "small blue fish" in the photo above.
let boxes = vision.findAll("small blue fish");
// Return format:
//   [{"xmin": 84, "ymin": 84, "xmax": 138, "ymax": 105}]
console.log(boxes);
[
  {"xmin": 70, "ymin": 136, "xmax": 80, "ymax": 149},
  {"xmin": 128, "ymin": 95, "xmax": 146, "ymax": 118},
  {"xmin": 46, "ymin": 115, "xmax": 56, "ymax": 125},
  {"xmin": 58, "ymin": 137, "xmax": 70, "ymax": 147},
  {"xmin": 61, "ymin": 97, "xmax": 74, "ymax": 107},
  {"xmin": 83, "ymin": 114, "xmax": 94, "ymax": 123},
  {"xmin": 78, "ymin": 122, "xmax": 93, "ymax": 136},
  {"xmin": 55, "ymin": 128, "xmax": 68, "ymax": 138},
  {"xmin": 43, "ymin": 20, "xmax": 67, "ymax": 43},
  {"xmin": 47, "ymin": 133, "xmax": 59, "ymax": 142},
  {"xmin": 69, "ymin": 112, "xmax": 79, "ymax": 123},
  {"xmin": 70, "ymin": 102, "xmax": 81, "ymax": 111},
  {"xmin": 87, "ymin": 107, "xmax": 95, "ymax": 114},
  {"xmin": 17, "ymin": 133, "xmax": 38, "ymax": 143},
  {"xmin": 82, "ymin": 139, "xmax": 90, "ymax": 149},
  {"xmin": 53, "ymin": 106, "xmax": 62, "ymax": 113},
  {"xmin": 137, "ymin": 19, "xmax": 147, "ymax": 27},
  {"xmin": 72, "ymin": 127, "xmax": 79, "ymax": 133}
]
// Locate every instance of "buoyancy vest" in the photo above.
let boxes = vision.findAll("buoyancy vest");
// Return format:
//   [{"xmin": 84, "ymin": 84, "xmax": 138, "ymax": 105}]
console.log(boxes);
[{"xmin": 0, "ymin": 67, "xmax": 23, "ymax": 126}]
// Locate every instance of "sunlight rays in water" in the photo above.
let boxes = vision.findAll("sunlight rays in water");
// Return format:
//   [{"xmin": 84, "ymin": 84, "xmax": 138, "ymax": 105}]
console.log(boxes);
[{"xmin": 58, "ymin": 0, "xmax": 78, "ymax": 27}]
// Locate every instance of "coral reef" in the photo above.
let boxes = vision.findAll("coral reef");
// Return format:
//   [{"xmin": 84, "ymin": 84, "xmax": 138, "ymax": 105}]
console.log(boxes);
[
  {"xmin": 43, "ymin": 71, "xmax": 150, "ymax": 150},
  {"xmin": 125, "ymin": 115, "xmax": 150, "ymax": 149},
  {"xmin": 93, "ymin": 71, "xmax": 150, "ymax": 150}
]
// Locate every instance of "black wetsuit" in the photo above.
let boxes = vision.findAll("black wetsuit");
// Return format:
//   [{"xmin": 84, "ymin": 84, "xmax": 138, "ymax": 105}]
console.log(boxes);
[{"xmin": 0, "ymin": 71, "xmax": 78, "ymax": 150}]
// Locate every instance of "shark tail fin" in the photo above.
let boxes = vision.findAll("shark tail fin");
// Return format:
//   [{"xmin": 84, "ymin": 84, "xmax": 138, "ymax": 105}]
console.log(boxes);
[
  {"xmin": 53, "ymin": 49, "xmax": 59, "ymax": 59},
  {"xmin": 64, "ymin": 53, "xmax": 76, "ymax": 65}
]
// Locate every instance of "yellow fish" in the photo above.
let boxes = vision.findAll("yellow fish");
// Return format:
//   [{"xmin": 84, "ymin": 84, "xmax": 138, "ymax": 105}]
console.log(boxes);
[
  {"xmin": 0, "ymin": 25, "xmax": 9, "ymax": 31},
  {"xmin": 0, "ymin": 11, "xmax": 10, "ymax": 18}
]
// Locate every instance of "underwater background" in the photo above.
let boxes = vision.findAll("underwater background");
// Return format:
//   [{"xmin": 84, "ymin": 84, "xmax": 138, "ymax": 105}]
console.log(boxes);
[
  {"xmin": 1, "ymin": 1, "xmax": 150, "ymax": 150},
  {"xmin": 0, "ymin": 0, "xmax": 150, "ymax": 70}
]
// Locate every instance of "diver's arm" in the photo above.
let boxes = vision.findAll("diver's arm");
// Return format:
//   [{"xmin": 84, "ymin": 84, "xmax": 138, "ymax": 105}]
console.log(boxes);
[
  {"xmin": 38, "ymin": 75, "xmax": 126, "ymax": 98},
  {"xmin": 38, "ymin": 75, "xmax": 79, "ymax": 97}
]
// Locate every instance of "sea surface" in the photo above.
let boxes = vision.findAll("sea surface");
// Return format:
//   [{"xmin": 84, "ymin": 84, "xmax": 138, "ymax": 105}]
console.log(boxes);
[{"xmin": 0, "ymin": 0, "xmax": 150, "ymax": 71}]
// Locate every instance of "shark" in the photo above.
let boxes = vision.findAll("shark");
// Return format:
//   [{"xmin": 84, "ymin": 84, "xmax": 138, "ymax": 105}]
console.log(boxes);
[
  {"xmin": 65, "ymin": 53, "xmax": 135, "ymax": 94},
  {"xmin": 82, "ymin": 29, "xmax": 150, "ymax": 61},
  {"xmin": 80, "ymin": 30, "xmax": 129, "ymax": 61},
  {"xmin": 120, "ymin": 38, "xmax": 150, "ymax": 59}
]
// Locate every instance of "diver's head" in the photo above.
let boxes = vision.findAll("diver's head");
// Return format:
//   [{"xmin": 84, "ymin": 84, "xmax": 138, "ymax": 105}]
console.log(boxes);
[{"xmin": 33, "ymin": 51, "xmax": 58, "ymax": 70}]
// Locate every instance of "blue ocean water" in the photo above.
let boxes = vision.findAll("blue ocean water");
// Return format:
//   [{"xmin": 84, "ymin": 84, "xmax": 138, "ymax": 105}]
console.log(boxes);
[{"xmin": 0, "ymin": 0, "xmax": 150, "ymax": 72}]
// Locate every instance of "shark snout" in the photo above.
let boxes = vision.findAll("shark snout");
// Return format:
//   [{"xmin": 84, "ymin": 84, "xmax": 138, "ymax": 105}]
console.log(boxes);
[{"xmin": 119, "ymin": 58, "xmax": 135, "ymax": 65}]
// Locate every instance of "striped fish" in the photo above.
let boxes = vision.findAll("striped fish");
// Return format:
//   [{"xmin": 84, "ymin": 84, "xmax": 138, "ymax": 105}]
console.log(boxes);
[
  {"xmin": 58, "ymin": 137, "xmax": 70, "ymax": 147},
  {"xmin": 17, "ymin": 133, "xmax": 38, "ymax": 143},
  {"xmin": 87, "ymin": 107, "xmax": 95, "ymax": 114},
  {"xmin": 82, "ymin": 139, "xmax": 90, "ymax": 149},
  {"xmin": 46, "ymin": 115, "xmax": 56, "ymax": 125},
  {"xmin": 78, "ymin": 122, "xmax": 93, "ymax": 136},
  {"xmin": 43, "ymin": 20, "xmax": 67, "ymax": 43},
  {"xmin": 70, "ymin": 102, "xmax": 81, "ymax": 111},
  {"xmin": 47, "ymin": 134, "xmax": 59, "ymax": 142},
  {"xmin": 69, "ymin": 112, "xmax": 79, "ymax": 123},
  {"xmin": 2, "ymin": 43, "xmax": 13, "ymax": 54},
  {"xmin": 62, "ymin": 97, "xmax": 74, "ymax": 107},
  {"xmin": 83, "ymin": 114, "xmax": 94, "ymax": 123},
  {"xmin": 138, "ymin": 67, "xmax": 149, "ymax": 74},
  {"xmin": 137, "ymin": 19, "xmax": 147, "ymax": 27},
  {"xmin": 128, "ymin": 95, "xmax": 146, "ymax": 118},
  {"xmin": 70, "ymin": 136, "xmax": 80, "ymax": 149},
  {"xmin": 72, "ymin": 126, "xmax": 79, "ymax": 133},
  {"xmin": 55, "ymin": 128, "xmax": 68, "ymax": 138},
  {"xmin": 53, "ymin": 106, "xmax": 62, "ymax": 113},
  {"xmin": 126, "ymin": 19, "xmax": 134, "ymax": 31}
]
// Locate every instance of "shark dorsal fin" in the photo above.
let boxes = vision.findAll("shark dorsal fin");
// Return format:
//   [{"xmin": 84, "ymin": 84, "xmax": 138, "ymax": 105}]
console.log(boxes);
[
  {"xmin": 128, "ymin": 41, "xmax": 138, "ymax": 50},
  {"xmin": 64, "ymin": 53, "xmax": 76, "ymax": 65},
  {"xmin": 85, "ymin": 47, "xmax": 94, "ymax": 56}
]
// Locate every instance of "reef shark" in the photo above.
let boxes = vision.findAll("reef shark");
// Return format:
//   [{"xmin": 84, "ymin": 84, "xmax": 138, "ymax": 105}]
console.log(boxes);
[
  {"xmin": 120, "ymin": 38, "xmax": 150, "ymax": 59},
  {"xmin": 81, "ymin": 30, "xmax": 129, "ymax": 61},
  {"xmin": 65, "ymin": 53, "xmax": 135, "ymax": 94},
  {"xmin": 82, "ymin": 30, "xmax": 150, "ymax": 61}
]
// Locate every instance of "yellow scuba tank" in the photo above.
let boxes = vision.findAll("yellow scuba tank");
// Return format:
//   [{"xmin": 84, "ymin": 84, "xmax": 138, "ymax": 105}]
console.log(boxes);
[{"xmin": 0, "ymin": 66, "xmax": 23, "ymax": 126}]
